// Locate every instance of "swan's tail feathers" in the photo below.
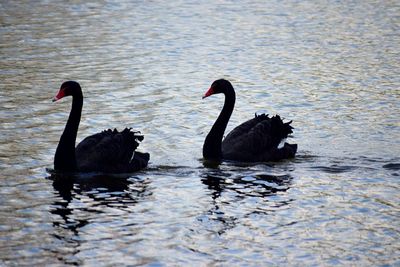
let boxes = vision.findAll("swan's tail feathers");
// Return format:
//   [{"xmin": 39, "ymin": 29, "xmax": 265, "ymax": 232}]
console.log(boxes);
[
  {"xmin": 123, "ymin": 128, "xmax": 148, "ymax": 172},
  {"xmin": 117, "ymin": 127, "xmax": 144, "ymax": 151},
  {"xmin": 122, "ymin": 128, "xmax": 144, "ymax": 140},
  {"xmin": 252, "ymin": 114, "xmax": 294, "ymax": 147},
  {"xmin": 270, "ymin": 115, "xmax": 294, "ymax": 141},
  {"xmin": 129, "ymin": 151, "xmax": 150, "ymax": 171}
]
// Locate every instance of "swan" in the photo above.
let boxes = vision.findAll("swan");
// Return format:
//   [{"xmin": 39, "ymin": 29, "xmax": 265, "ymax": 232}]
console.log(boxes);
[
  {"xmin": 52, "ymin": 81, "xmax": 149, "ymax": 173},
  {"xmin": 202, "ymin": 79, "xmax": 297, "ymax": 162}
]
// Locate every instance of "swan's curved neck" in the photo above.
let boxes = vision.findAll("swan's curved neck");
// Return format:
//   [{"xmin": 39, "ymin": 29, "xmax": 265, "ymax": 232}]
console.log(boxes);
[
  {"xmin": 203, "ymin": 88, "xmax": 235, "ymax": 160},
  {"xmin": 54, "ymin": 93, "xmax": 83, "ymax": 172}
]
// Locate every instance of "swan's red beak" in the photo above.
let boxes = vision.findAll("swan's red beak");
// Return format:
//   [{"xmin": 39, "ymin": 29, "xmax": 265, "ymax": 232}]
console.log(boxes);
[
  {"xmin": 202, "ymin": 87, "xmax": 214, "ymax": 99},
  {"xmin": 52, "ymin": 89, "xmax": 65, "ymax": 102}
]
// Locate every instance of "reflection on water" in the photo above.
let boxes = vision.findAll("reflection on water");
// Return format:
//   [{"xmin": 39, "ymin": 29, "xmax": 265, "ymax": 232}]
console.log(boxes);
[
  {"xmin": 200, "ymin": 168, "xmax": 293, "ymax": 235},
  {"xmin": 49, "ymin": 175, "xmax": 151, "ymax": 266},
  {"xmin": 0, "ymin": 0, "xmax": 399, "ymax": 266},
  {"xmin": 201, "ymin": 171, "xmax": 292, "ymax": 199}
]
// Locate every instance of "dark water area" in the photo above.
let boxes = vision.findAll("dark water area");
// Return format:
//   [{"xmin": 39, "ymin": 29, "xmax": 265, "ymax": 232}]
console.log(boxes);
[{"xmin": 0, "ymin": 1, "xmax": 399, "ymax": 266}]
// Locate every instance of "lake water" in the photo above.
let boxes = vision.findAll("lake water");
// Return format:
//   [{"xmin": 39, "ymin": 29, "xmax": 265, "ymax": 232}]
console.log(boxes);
[{"xmin": 0, "ymin": 1, "xmax": 399, "ymax": 266}]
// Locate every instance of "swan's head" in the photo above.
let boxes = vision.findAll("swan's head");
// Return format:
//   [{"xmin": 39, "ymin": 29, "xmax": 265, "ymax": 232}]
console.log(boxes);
[
  {"xmin": 53, "ymin": 81, "xmax": 82, "ymax": 102},
  {"xmin": 202, "ymin": 79, "xmax": 233, "ymax": 99}
]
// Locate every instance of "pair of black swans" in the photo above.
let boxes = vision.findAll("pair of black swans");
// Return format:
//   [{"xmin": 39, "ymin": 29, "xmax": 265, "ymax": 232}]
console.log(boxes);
[{"xmin": 53, "ymin": 79, "xmax": 297, "ymax": 174}]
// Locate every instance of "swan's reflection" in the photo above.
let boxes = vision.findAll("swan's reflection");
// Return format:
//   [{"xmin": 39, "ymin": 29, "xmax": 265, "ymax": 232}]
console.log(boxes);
[
  {"xmin": 199, "ymin": 166, "xmax": 293, "ymax": 235},
  {"xmin": 201, "ymin": 168, "xmax": 293, "ymax": 199},
  {"xmin": 48, "ymin": 174, "xmax": 151, "ymax": 265}
]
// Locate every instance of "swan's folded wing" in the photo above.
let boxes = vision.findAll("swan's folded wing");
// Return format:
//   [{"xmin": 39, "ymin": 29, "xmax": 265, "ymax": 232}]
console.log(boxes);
[
  {"xmin": 222, "ymin": 114, "xmax": 293, "ymax": 161},
  {"xmin": 222, "ymin": 114, "xmax": 265, "ymax": 145},
  {"xmin": 75, "ymin": 128, "xmax": 144, "ymax": 172}
]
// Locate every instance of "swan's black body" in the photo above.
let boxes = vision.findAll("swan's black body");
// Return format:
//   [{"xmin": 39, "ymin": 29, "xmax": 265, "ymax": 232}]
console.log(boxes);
[
  {"xmin": 53, "ymin": 81, "xmax": 149, "ymax": 173},
  {"xmin": 203, "ymin": 79, "xmax": 297, "ymax": 162}
]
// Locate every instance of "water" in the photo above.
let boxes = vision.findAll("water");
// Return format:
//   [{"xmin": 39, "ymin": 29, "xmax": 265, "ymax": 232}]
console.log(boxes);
[{"xmin": 1, "ymin": 0, "xmax": 399, "ymax": 265}]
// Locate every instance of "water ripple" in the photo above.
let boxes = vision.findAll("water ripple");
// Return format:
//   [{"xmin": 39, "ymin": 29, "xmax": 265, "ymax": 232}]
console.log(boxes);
[{"xmin": 0, "ymin": 0, "xmax": 399, "ymax": 266}]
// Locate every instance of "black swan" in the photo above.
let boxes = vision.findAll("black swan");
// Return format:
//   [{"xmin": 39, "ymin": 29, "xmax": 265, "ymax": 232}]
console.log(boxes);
[
  {"xmin": 52, "ymin": 81, "xmax": 149, "ymax": 173},
  {"xmin": 202, "ymin": 79, "xmax": 297, "ymax": 162}
]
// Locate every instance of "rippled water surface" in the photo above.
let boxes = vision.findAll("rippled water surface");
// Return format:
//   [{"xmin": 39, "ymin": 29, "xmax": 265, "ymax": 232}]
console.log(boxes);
[{"xmin": 1, "ymin": 1, "xmax": 399, "ymax": 266}]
